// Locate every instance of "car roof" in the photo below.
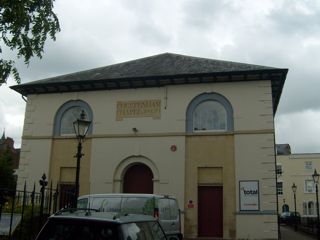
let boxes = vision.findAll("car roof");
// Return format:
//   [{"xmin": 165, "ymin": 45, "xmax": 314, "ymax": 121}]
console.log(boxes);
[
  {"xmin": 51, "ymin": 210, "xmax": 157, "ymax": 224},
  {"xmin": 78, "ymin": 193, "xmax": 175, "ymax": 199}
]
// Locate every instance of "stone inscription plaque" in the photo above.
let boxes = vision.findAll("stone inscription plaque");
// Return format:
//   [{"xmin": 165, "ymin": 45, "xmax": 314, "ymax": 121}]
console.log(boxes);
[{"xmin": 116, "ymin": 100, "xmax": 161, "ymax": 120}]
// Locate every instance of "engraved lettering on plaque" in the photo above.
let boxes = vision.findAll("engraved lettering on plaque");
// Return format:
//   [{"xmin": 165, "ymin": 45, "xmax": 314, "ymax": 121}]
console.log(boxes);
[{"xmin": 116, "ymin": 100, "xmax": 161, "ymax": 120}]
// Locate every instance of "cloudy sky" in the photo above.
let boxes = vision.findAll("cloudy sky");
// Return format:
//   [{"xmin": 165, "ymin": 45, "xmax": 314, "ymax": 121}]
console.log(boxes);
[{"xmin": 1, "ymin": 0, "xmax": 320, "ymax": 153}]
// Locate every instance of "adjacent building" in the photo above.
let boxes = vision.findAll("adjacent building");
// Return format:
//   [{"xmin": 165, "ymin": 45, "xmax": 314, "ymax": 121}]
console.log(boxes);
[
  {"xmin": 11, "ymin": 53, "xmax": 288, "ymax": 239},
  {"xmin": 277, "ymin": 144, "xmax": 320, "ymax": 218},
  {"xmin": 0, "ymin": 132, "xmax": 20, "ymax": 170}
]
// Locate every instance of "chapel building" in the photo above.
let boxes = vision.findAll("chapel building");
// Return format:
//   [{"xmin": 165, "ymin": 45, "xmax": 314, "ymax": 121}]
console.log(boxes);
[{"xmin": 11, "ymin": 53, "xmax": 288, "ymax": 239}]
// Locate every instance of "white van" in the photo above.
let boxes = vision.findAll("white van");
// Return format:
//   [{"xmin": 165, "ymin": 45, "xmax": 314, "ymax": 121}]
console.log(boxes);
[{"xmin": 77, "ymin": 193, "xmax": 182, "ymax": 240}]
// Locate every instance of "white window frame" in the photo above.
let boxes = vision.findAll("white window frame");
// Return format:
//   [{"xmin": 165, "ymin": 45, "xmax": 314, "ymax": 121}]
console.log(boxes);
[
  {"xmin": 186, "ymin": 93, "xmax": 233, "ymax": 133},
  {"xmin": 54, "ymin": 100, "xmax": 93, "ymax": 136},
  {"xmin": 305, "ymin": 179, "xmax": 315, "ymax": 193},
  {"xmin": 305, "ymin": 161, "xmax": 313, "ymax": 170}
]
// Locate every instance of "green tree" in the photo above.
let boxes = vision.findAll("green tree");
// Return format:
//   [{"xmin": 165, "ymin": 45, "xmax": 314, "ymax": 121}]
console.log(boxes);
[
  {"xmin": 0, "ymin": 0, "xmax": 60, "ymax": 84},
  {"xmin": 0, "ymin": 150, "xmax": 16, "ymax": 210}
]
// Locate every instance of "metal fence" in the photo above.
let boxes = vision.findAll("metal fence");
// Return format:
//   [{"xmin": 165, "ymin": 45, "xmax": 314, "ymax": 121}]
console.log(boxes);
[{"xmin": 0, "ymin": 175, "xmax": 75, "ymax": 240}]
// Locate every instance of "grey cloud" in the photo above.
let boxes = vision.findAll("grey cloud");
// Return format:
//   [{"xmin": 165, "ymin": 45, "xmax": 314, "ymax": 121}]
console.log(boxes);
[
  {"xmin": 134, "ymin": 22, "xmax": 172, "ymax": 46},
  {"xmin": 2, "ymin": 0, "xmax": 320, "ymax": 153},
  {"xmin": 12, "ymin": 37, "xmax": 114, "ymax": 83},
  {"xmin": 182, "ymin": 0, "xmax": 234, "ymax": 30},
  {"xmin": 277, "ymin": 70, "xmax": 320, "ymax": 115},
  {"xmin": 275, "ymin": 110, "xmax": 320, "ymax": 153},
  {"xmin": 268, "ymin": 1, "xmax": 320, "ymax": 36}
]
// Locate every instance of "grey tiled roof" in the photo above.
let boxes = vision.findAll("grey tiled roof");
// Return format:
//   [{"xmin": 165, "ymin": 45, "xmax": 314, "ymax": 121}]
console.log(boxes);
[
  {"xmin": 11, "ymin": 53, "xmax": 288, "ymax": 113},
  {"xmin": 23, "ymin": 53, "xmax": 277, "ymax": 85}
]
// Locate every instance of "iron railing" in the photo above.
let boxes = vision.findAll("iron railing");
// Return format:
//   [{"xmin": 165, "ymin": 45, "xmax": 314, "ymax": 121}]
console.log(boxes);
[{"xmin": 0, "ymin": 176, "xmax": 75, "ymax": 240}]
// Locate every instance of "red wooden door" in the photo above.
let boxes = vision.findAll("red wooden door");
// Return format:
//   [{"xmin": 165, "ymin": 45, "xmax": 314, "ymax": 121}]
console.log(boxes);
[
  {"xmin": 59, "ymin": 184, "xmax": 75, "ymax": 208},
  {"xmin": 123, "ymin": 164, "xmax": 153, "ymax": 193},
  {"xmin": 198, "ymin": 186, "xmax": 223, "ymax": 237}
]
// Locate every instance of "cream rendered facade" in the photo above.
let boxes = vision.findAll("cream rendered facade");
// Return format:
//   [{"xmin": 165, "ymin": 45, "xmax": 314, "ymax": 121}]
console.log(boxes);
[
  {"xmin": 13, "ymin": 53, "xmax": 287, "ymax": 239},
  {"xmin": 277, "ymin": 152, "xmax": 320, "ymax": 218}
]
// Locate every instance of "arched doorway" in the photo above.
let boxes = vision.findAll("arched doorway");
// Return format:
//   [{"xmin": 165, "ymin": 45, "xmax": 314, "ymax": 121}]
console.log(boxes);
[
  {"xmin": 123, "ymin": 163, "xmax": 153, "ymax": 193},
  {"xmin": 282, "ymin": 204, "xmax": 289, "ymax": 212}
]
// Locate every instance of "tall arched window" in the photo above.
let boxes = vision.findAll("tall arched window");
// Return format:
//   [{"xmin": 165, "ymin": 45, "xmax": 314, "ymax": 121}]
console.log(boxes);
[
  {"xmin": 186, "ymin": 93, "xmax": 233, "ymax": 132},
  {"xmin": 54, "ymin": 100, "xmax": 93, "ymax": 136},
  {"xmin": 308, "ymin": 201, "xmax": 314, "ymax": 215},
  {"xmin": 303, "ymin": 202, "xmax": 307, "ymax": 215}
]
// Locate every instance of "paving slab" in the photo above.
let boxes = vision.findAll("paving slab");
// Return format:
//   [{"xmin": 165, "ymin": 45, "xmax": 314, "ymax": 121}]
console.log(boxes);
[{"xmin": 281, "ymin": 225, "xmax": 316, "ymax": 240}]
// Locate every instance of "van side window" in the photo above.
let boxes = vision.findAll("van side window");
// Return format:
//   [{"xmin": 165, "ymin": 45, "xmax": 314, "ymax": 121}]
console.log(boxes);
[
  {"xmin": 121, "ymin": 197, "xmax": 154, "ymax": 215},
  {"xmin": 169, "ymin": 199, "xmax": 179, "ymax": 219},
  {"xmin": 91, "ymin": 198, "xmax": 107, "ymax": 209},
  {"xmin": 158, "ymin": 199, "xmax": 171, "ymax": 220},
  {"xmin": 100, "ymin": 198, "xmax": 121, "ymax": 212},
  {"xmin": 77, "ymin": 198, "xmax": 88, "ymax": 208}
]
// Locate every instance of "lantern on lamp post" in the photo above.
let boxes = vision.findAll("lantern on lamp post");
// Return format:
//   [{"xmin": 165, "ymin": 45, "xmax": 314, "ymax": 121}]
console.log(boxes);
[{"xmin": 73, "ymin": 110, "xmax": 91, "ymax": 207}]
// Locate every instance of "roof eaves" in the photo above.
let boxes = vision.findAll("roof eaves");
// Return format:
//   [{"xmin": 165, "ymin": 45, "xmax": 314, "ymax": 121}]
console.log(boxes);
[{"xmin": 10, "ymin": 68, "xmax": 288, "ymax": 96}]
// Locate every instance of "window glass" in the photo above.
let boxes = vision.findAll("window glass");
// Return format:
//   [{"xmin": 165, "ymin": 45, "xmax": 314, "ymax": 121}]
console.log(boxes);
[
  {"xmin": 60, "ymin": 106, "xmax": 87, "ymax": 135},
  {"xmin": 193, "ymin": 101, "xmax": 227, "ymax": 131},
  {"xmin": 305, "ymin": 161, "xmax": 313, "ymax": 170},
  {"xmin": 100, "ymin": 198, "xmax": 122, "ymax": 212},
  {"xmin": 122, "ymin": 222, "xmax": 166, "ymax": 240},
  {"xmin": 148, "ymin": 222, "xmax": 166, "ymax": 240},
  {"xmin": 308, "ymin": 201, "xmax": 314, "ymax": 215},
  {"xmin": 122, "ymin": 222, "xmax": 150, "ymax": 240},
  {"xmin": 276, "ymin": 165, "xmax": 282, "ymax": 175},
  {"xmin": 282, "ymin": 204, "xmax": 289, "ymax": 212},
  {"xmin": 158, "ymin": 199, "xmax": 170, "ymax": 220},
  {"xmin": 37, "ymin": 219, "xmax": 118, "ymax": 240},
  {"xmin": 169, "ymin": 199, "xmax": 179, "ymax": 219},
  {"xmin": 121, "ymin": 197, "xmax": 154, "ymax": 215},
  {"xmin": 91, "ymin": 198, "xmax": 112, "ymax": 210},
  {"xmin": 276, "ymin": 182, "xmax": 283, "ymax": 195},
  {"xmin": 303, "ymin": 202, "xmax": 307, "ymax": 215},
  {"xmin": 77, "ymin": 198, "xmax": 88, "ymax": 209},
  {"xmin": 305, "ymin": 180, "xmax": 315, "ymax": 193}
]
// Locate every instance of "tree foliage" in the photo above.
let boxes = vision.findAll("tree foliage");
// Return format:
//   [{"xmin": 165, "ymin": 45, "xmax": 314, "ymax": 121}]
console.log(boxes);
[
  {"xmin": 0, "ymin": 150, "xmax": 16, "ymax": 204},
  {"xmin": 0, "ymin": 0, "xmax": 60, "ymax": 84}
]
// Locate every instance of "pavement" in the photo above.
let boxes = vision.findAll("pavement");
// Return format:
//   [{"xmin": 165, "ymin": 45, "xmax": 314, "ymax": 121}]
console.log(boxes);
[{"xmin": 280, "ymin": 225, "xmax": 316, "ymax": 240}]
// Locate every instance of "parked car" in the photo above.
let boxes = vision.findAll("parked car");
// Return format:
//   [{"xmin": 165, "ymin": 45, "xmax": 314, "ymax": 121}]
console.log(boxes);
[
  {"xmin": 279, "ymin": 211, "xmax": 301, "ymax": 225},
  {"xmin": 35, "ymin": 209, "xmax": 167, "ymax": 240},
  {"xmin": 77, "ymin": 194, "xmax": 182, "ymax": 240}
]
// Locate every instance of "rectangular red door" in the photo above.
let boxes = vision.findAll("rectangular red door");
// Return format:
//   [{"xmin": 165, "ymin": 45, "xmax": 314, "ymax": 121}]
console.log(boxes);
[{"xmin": 198, "ymin": 186, "xmax": 223, "ymax": 237}]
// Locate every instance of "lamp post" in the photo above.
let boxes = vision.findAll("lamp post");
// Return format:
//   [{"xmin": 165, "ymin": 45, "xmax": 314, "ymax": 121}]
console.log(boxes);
[
  {"xmin": 292, "ymin": 183, "xmax": 297, "ymax": 231},
  {"xmin": 313, "ymin": 169, "xmax": 320, "ymax": 240},
  {"xmin": 73, "ymin": 110, "xmax": 91, "ymax": 207},
  {"xmin": 39, "ymin": 174, "xmax": 48, "ymax": 226}
]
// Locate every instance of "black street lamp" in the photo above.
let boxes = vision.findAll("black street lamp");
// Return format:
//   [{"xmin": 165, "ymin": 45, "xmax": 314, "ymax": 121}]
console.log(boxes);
[
  {"xmin": 291, "ymin": 183, "xmax": 297, "ymax": 231},
  {"xmin": 73, "ymin": 110, "xmax": 91, "ymax": 207},
  {"xmin": 313, "ymin": 169, "xmax": 320, "ymax": 240}
]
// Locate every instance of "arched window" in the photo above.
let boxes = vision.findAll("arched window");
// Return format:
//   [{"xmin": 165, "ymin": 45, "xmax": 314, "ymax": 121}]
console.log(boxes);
[
  {"xmin": 308, "ymin": 201, "xmax": 314, "ymax": 215},
  {"xmin": 282, "ymin": 204, "xmax": 289, "ymax": 212},
  {"xmin": 54, "ymin": 100, "xmax": 93, "ymax": 136},
  {"xmin": 186, "ymin": 93, "xmax": 233, "ymax": 132},
  {"xmin": 303, "ymin": 202, "xmax": 307, "ymax": 215}
]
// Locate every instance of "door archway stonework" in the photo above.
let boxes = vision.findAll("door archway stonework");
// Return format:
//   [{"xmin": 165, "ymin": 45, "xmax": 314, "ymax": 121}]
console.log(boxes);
[{"xmin": 113, "ymin": 156, "xmax": 160, "ymax": 193}]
